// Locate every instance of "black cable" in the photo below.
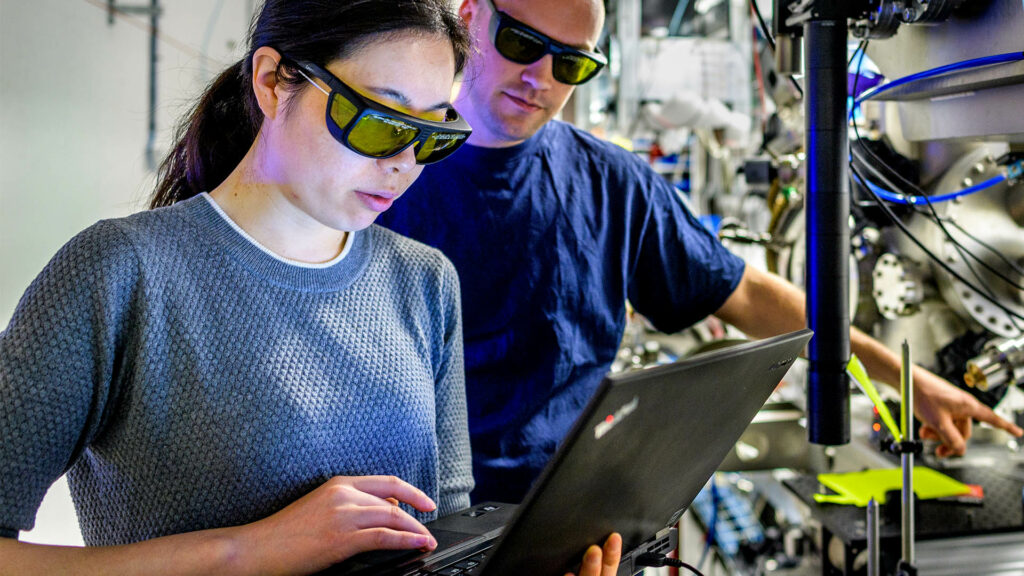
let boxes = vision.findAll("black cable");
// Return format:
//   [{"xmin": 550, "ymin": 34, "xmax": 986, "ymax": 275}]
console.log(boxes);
[
  {"xmin": 849, "ymin": 43, "xmax": 1024, "ymax": 318},
  {"xmin": 920, "ymin": 194, "xmax": 1024, "ymax": 331},
  {"xmin": 749, "ymin": 0, "xmax": 776, "ymax": 51},
  {"xmin": 787, "ymin": 70, "xmax": 804, "ymax": 98},
  {"xmin": 748, "ymin": 0, "xmax": 804, "ymax": 98},
  {"xmin": 919, "ymin": 194, "xmax": 1024, "ymax": 332},
  {"xmin": 923, "ymin": 197, "xmax": 1024, "ymax": 292},
  {"xmin": 921, "ymin": 195, "xmax": 1024, "ymax": 292},
  {"xmin": 850, "ymin": 143, "xmax": 1024, "ymax": 295},
  {"xmin": 944, "ymin": 219, "xmax": 1024, "ymax": 278},
  {"xmin": 846, "ymin": 44, "xmax": 1017, "ymax": 313},
  {"xmin": 848, "ymin": 42, "xmax": 994, "ymax": 208},
  {"xmin": 849, "ymin": 39, "xmax": 867, "ymax": 69},
  {"xmin": 851, "ymin": 163, "xmax": 1024, "ymax": 322},
  {"xmin": 850, "ymin": 144, "xmax": 914, "ymax": 195},
  {"xmin": 636, "ymin": 552, "xmax": 706, "ymax": 576}
]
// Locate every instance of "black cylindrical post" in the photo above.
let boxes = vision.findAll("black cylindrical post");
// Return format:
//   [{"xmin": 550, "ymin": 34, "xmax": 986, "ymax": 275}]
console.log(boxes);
[{"xmin": 804, "ymin": 18, "xmax": 851, "ymax": 445}]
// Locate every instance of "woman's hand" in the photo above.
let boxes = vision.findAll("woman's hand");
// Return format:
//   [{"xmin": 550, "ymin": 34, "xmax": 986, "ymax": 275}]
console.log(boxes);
[
  {"xmin": 566, "ymin": 533, "xmax": 622, "ymax": 576},
  {"xmin": 0, "ymin": 476, "xmax": 438, "ymax": 576},
  {"xmin": 237, "ymin": 475, "xmax": 439, "ymax": 575}
]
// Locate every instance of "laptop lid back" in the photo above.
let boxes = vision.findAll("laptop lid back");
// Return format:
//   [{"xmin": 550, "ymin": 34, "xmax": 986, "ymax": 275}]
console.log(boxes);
[{"xmin": 479, "ymin": 329, "xmax": 813, "ymax": 576}]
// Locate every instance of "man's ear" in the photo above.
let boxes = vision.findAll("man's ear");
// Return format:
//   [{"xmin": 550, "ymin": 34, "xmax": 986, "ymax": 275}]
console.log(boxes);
[
  {"xmin": 458, "ymin": 0, "xmax": 477, "ymax": 28},
  {"xmin": 251, "ymin": 46, "xmax": 284, "ymax": 120}
]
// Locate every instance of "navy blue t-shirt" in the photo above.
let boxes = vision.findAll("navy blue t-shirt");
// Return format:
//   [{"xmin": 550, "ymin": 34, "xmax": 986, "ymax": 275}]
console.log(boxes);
[{"xmin": 379, "ymin": 120, "xmax": 745, "ymax": 503}]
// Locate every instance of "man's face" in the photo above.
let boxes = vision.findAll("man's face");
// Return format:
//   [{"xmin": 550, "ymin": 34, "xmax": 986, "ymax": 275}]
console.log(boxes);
[{"xmin": 457, "ymin": 0, "xmax": 604, "ymax": 147}]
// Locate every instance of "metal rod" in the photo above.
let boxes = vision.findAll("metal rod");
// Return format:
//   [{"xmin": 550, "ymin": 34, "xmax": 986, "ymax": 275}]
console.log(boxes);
[
  {"xmin": 106, "ymin": 1, "xmax": 161, "ymax": 170},
  {"xmin": 867, "ymin": 498, "xmax": 880, "ymax": 576},
  {"xmin": 144, "ymin": 0, "xmax": 160, "ymax": 171},
  {"xmin": 804, "ymin": 17, "xmax": 852, "ymax": 446},
  {"xmin": 615, "ymin": 0, "xmax": 641, "ymax": 138},
  {"xmin": 901, "ymin": 340, "xmax": 915, "ymax": 566}
]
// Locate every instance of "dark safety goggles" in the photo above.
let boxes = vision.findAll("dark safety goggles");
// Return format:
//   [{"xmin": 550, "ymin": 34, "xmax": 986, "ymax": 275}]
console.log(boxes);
[
  {"xmin": 286, "ymin": 57, "xmax": 471, "ymax": 165},
  {"xmin": 486, "ymin": 0, "xmax": 607, "ymax": 85}
]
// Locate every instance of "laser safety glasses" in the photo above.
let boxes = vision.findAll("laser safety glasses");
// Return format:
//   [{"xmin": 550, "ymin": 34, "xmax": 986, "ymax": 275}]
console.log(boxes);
[
  {"xmin": 486, "ymin": 0, "xmax": 607, "ymax": 85},
  {"xmin": 286, "ymin": 57, "xmax": 471, "ymax": 165}
]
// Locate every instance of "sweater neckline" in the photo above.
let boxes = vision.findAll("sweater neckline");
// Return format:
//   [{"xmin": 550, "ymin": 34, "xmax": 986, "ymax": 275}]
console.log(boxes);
[
  {"xmin": 180, "ymin": 195, "xmax": 372, "ymax": 293},
  {"xmin": 200, "ymin": 192, "xmax": 356, "ymax": 269}
]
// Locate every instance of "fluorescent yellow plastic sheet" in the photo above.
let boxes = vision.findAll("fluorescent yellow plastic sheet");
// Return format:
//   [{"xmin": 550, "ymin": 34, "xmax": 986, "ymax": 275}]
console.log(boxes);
[
  {"xmin": 814, "ymin": 467, "xmax": 972, "ymax": 506},
  {"xmin": 847, "ymin": 354, "xmax": 902, "ymax": 441}
]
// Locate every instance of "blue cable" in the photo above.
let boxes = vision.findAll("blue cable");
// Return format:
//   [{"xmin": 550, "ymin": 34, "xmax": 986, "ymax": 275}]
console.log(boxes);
[
  {"xmin": 696, "ymin": 478, "xmax": 719, "ymax": 571},
  {"xmin": 850, "ymin": 43, "xmax": 1016, "ymax": 206},
  {"xmin": 856, "ymin": 50, "xmax": 1024, "ymax": 104},
  {"xmin": 861, "ymin": 173, "xmax": 1006, "ymax": 205},
  {"xmin": 847, "ymin": 43, "xmax": 1024, "ymax": 203}
]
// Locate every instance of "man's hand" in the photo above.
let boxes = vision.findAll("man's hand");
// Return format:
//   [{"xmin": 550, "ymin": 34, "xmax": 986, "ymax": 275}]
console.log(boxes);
[{"xmin": 914, "ymin": 366, "xmax": 1023, "ymax": 457}]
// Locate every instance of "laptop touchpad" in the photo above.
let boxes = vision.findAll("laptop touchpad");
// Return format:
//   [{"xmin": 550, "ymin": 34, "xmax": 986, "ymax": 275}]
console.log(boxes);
[
  {"xmin": 431, "ymin": 528, "xmax": 480, "ymax": 548},
  {"xmin": 344, "ymin": 528, "xmax": 480, "ymax": 567}
]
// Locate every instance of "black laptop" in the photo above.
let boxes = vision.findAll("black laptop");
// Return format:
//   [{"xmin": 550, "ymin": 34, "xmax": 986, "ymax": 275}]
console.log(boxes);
[{"xmin": 326, "ymin": 329, "xmax": 813, "ymax": 576}]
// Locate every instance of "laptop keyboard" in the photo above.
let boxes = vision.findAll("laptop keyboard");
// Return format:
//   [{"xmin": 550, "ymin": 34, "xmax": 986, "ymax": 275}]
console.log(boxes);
[{"xmin": 404, "ymin": 547, "xmax": 490, "ymax": 575}]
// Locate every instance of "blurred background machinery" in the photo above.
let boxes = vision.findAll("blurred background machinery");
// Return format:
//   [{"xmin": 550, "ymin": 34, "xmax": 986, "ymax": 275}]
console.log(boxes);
[{"xmin": 596, "ymin": 0, "xmax": 1024, "ymax": 573}]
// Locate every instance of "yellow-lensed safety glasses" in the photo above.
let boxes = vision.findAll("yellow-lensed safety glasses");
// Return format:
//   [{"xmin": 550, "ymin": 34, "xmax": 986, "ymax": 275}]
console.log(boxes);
[{"xmin": 286, "ymin": 57, "xmax": 471, "ymax": 165}]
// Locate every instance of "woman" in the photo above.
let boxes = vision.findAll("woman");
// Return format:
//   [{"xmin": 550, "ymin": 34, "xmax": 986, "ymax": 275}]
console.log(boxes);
[{"xmin": 0, "ymin": 1, "xmax": 619, "ymax": 573}]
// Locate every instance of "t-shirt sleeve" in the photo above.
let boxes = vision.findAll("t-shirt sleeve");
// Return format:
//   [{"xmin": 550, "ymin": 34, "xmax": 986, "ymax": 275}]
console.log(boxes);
[
  {"xmin": 626, "ymin": 175, "xmax": 746, "ymax": 334},
  {"xmin": 0, "ymin": 220, "xmax": 139, "ymax": 535},
  {"xmin": 431, "ymin": 258, "xmax": 473, "ymax": 515}
]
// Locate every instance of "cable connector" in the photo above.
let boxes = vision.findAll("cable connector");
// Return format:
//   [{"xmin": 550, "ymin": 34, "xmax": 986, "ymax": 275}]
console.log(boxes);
[
  {"xmin": 635, "ymin": 553, "xmax": 705, "ymax": 576},
  {"xmin": 1005, "ymin": 159, "xmax": 1024, "ymax": 186}
]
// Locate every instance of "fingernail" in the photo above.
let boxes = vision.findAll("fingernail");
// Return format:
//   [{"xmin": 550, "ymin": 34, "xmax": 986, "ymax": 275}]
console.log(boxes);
[{"xmin": 422, "ymin": 490, "xmax": 437, "ymax": 510}]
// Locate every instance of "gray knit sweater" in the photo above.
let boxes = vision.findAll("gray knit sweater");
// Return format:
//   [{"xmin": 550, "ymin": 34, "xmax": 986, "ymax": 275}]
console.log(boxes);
[{"xmin": 0, "ymin": 195, "xmax": 473, "ymax": 545}]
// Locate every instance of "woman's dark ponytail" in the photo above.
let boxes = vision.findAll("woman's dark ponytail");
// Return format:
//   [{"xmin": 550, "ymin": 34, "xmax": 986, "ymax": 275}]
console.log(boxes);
[
  {"xmin": 150, "ymin": 60, "xmax": 260, "ymax": 208},
  {"xmin": 150, "ymin": 0, "xmax": 469, "ymax": 209}
]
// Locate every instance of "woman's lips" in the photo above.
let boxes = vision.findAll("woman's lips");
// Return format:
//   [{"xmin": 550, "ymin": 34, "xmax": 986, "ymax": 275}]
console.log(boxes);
[{"xmin": 355, "ymin": 190, "xmax": 397, "ymax": 212}]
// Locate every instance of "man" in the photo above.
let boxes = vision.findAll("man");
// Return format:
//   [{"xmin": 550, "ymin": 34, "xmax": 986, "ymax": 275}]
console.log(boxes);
[{"xmin": 378, "ymin": 0, "xmax": 1023, "ymax": 503}]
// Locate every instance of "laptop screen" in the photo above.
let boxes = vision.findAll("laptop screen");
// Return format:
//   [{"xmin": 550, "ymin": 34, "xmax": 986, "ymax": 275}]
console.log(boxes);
[{"xmin": 478, "ymin": 329, "xmax": 812, "ymax": 576}]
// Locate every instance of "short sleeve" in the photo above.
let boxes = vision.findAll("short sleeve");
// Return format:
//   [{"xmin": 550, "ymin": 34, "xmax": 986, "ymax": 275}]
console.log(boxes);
[
  {"xmin": 0, "ymin": 221, "xmax": 139, "ymax": 533},
  {"xmin": 627, "ymin": 179, "xmax": 746, "ymax": 334}
]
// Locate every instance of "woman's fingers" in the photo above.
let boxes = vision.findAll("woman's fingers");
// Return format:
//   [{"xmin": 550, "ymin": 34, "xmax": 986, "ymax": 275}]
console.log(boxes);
[
  {"xmin": 350, "ymin": 504, "xmax": 432, "ymax": 536},
  {"xmin": 569, "ymin": 533, "xmax": 622, "ymax": 576},
  {"xmin": 345, "ymin": 475, "xmax": 437, "ymax": 512},
  {"xmin": 346, "ymin": 526, "xmax": 437, "ymax": 554},
  {"xmin": 600, "ymin": 533, "xmax": 622, "ymax": 575}
]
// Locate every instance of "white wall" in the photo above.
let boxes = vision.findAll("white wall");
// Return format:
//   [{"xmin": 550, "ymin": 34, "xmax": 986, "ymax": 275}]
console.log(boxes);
[
  {"xmin": 1, "ymin": 0, "xmax": 253, "ymax": 324},
  {"xmin": 1, "ymin": 0, "xmax": 254, "ymax": 544}
]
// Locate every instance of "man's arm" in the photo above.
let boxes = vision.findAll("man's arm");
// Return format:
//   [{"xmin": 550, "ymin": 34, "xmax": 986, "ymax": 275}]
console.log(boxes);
[{"xmin": 714, "ymin": 265, "xmax": 1023, "ymax": 456}]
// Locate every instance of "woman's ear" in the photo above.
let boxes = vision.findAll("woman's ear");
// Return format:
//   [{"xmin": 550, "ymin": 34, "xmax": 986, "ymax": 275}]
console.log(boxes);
[{"xmin": 251, "ymin": 46, "xmax": 284, "ymax": 120}]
